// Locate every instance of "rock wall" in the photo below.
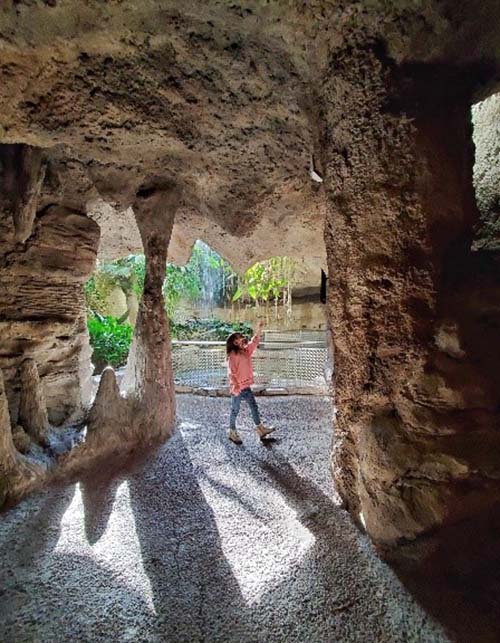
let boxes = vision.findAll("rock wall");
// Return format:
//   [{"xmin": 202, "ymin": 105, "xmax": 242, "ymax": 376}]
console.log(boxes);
[
  {"xmin": 321, "ymin": 45, "xmax": 500, "ymax": 561},
  {"xmin": 1, "ymin": 1, "xmax": 500, "ymax": 570},
  {"xmin": 472, "ymin": 93, "xmax": 500, "ymax": 251},
  {"xmin": 0, "ymin": 146, "xmax": 100, "ymax": 425}
]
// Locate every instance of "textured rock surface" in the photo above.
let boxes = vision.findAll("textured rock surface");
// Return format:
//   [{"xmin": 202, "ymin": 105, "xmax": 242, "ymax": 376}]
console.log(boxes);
[
  {"xmin": 0, "ymin": 1, "xmax": 330, "ymax": 273},
  {"xmin": 1, "ymin": 0, "xmax": 500, "ymax": 567},
  {"xmin": 122, "ymin": 183, "xmax": 179, "ymax": 440},
  {"xmin": 11, "ymin": 424, "xmax": 31, "ymax": 454},
  {"xmin": 18, "ymin": 358, "xmax": 49, "ymax": 446},
  {"xmin": 0, "ymin": 185, "xmax": 100, "ymax": 425},
  {"xmin": 320, "ymin": 41, "xmax": 500, "ymax": 556},
  {"xmin": 0, "ymin": 368, "xmax": 44, "ymax": 506},
  {"xmin": 472, "ymin": 93, "xmax": 500, "ymax": 251},
  {"xmin": 86, "ymin": 367, "xmax": 129, "ymax": 446}
]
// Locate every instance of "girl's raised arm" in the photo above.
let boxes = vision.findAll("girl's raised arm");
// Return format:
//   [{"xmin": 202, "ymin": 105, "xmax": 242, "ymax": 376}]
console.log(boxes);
[{"xmin": 247, "ymin": 320, "xmax": 264, "ymax": 355}]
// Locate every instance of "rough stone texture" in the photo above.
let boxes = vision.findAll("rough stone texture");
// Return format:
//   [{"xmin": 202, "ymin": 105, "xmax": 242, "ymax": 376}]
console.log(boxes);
[
  {"xmin": 0, "ymin": 395, "xmax": 455, "ymax": 643},
  {"xmin": 0, "ymin": 144, "xmax": 46, "ymax": 243},
  {"xmin": 86, "ymin": 367, "xmax": 129, "ymax": 447},
  {"xmin": 472, "ymin": 93, "xmax": 500, "ymax": 251},
  {"xmin": 0, "ymin": 1, "xmax": 331, "ymax": 273},
  {"xmin": 1, "ymin": 0, "xmax": 500, "ymax": 568},
  {"xmin": 321, "ymin": 42, "xmax": 500, "ymax": 560},
  {"xmin": 0, "ymin": 157, "xmax": 100, "ymax": 425},
  {"xmin": 18, "ymin": 358, "xmax": 49, "ymax": 446},
  {"xmin": 122, "ymin": 183, "xmax": 180, "ymax": 441},
  {"xmin": 11, "ymin": 424, "xmax": 31, "ymax": 454},
  {"xmin": 0, "ymin": 368, "xmax": 43, "ymax": 507}
]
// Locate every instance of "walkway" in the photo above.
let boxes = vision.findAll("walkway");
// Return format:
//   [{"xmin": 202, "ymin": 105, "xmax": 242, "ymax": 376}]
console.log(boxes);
[{"xmin": 0, "ymin": 395, "xmax": 448, "ymax": 643}]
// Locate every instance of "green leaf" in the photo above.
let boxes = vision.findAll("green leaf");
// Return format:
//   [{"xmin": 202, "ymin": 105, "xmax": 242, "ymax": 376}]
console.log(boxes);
[{"xmin": 232, "ymin": 286, "xmax": 243, "ymax": 302}]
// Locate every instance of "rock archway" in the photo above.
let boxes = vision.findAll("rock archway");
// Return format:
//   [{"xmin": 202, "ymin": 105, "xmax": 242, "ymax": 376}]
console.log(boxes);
[{"xmin": 1, "ymin": 1, "xmax": 500, "ymax": 575}]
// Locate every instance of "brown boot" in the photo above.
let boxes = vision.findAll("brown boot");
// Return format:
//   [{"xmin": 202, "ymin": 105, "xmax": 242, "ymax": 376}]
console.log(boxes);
[
  {"xmin": 256, "ymin": 424, "xmax": 275, "ymax": 439},
  {"xmin": 228, "ymin": 429, "xmax": 243, "ymax": 444}
]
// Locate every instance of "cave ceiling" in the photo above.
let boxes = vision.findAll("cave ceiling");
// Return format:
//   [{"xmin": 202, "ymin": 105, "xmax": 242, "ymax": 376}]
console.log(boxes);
[{"xmin": 1, "ymin": 1, "xmax": 500, "ymax": 270}]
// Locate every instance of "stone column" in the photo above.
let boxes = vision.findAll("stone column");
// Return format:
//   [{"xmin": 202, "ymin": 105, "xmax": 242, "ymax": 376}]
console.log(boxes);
[
  {"xmin": 0, "ymin": 368, "xmax": 43, "ymax": 509},
  {"xmin": 123, "ymin": 181, "xmax": 181, "ymax": 442},
  {"xmin": 320, "ymin": 47, "xmax": 500, "ymax": 559},
  {"xmin": 1, "ymin": 144, "xmax": 46, "ymax": 243},
  {"xmin": 18, "ymin": 358, "xmax": 49, "ymax": 446}
]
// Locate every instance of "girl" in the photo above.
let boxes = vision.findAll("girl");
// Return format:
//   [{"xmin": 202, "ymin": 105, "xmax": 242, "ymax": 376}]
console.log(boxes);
[{"xmin": 226, "ymin": 320, "xmax": 275, "ymax": 444}]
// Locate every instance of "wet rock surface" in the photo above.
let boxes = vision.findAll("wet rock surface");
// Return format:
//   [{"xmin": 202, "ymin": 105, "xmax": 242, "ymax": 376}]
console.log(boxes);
[{"xmin": 0, "ymin": 395, "xmax": 448, "ymax": 643}]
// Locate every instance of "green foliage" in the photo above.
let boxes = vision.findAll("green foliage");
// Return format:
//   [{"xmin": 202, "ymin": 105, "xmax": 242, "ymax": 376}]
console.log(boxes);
[
  {"xmin": 84, "ymin": 255, "xmax": 145, "ymax": 319},
  {"xmin": 87, "ymin": 315, "xmax": 133, "ymax": 369},
  {"xmin": 164, "ymin": 263, "xmax": 202, "ymax": 318},
  {"xmin": 170, "ymin": 318, "xmax": 253, "ymax": 341},
  {"xmin": 99, "ymin": 255, "xmax": 145, "ymax": 298},
  {"xmin": 84, "ymin": 275, "xmax": 109, "ymax": 316},
  {"xmin": 233, "ymin": 257, "xmax": 297, "ymax": 307},
  {"xmin": 84, "ymin": 244, "xmax": 299, "ymax": 327}
]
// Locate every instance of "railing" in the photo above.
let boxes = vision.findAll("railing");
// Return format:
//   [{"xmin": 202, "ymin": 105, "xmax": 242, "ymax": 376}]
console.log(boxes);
[{"xmin": 171, "ymin": 331, "xmax": 330, "ymax": 394}]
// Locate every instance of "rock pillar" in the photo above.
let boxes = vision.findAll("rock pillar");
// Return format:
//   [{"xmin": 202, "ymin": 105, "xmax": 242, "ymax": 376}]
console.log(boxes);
[
  {"xmin": 0, "ymin": 368, "xmax": 43, "ymax": 508},
  {"xmin": 123, "ymin": 181, "xmax": 181, "ymax": 442},
  {"xmin": 1, "ymin": 144, "xmax": 46, "ymax": 243},
  {"xmin": 18, "ymin": 358, "xmax": 49, "ymax": 446},
  {"xmin": 321, "ymin": 47, "xmax": 500, "ymax": 559},
  {"xmin": 0, "ymin": 162, "xmax": 100, "ymax": 425}
]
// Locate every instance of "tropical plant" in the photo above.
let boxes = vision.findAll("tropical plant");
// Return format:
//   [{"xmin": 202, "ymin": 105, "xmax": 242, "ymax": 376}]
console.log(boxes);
[
  {"xmin": 232, "ymin": 256, "xmax": 299, "ymax": 314},
  {"xmin": 84, "ymin": 255, "xmax": 145, "ymax": 322},
  {"xmin": 87, "ymin": 314, "xmax": 134, "ymax": 371},
  {"xmin": 84, "ymin": 275, "xmax": 109, "ymax": 317},
  {"xmin": 98, "ymin": 255, "xmax": 145, "ymax": 300}
]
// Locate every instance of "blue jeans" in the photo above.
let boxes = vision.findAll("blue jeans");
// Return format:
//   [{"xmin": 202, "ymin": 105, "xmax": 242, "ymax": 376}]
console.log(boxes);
[{"xmin": 230, "ymin": 388, "xmax": 261, "ymax": 429}]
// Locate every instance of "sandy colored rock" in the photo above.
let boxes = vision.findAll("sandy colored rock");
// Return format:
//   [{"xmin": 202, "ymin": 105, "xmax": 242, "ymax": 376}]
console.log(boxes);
[
  {"xmin": 472, "ymin": 93, "xmax": 500, "ymax": 251},
  {"xmin": 0, "ymin": 368, "xmax": 44, "ymax": 508},
  {"xmin": 11, "ymin": 425, "xmax": 31, "ymax": 454},
  {"xmin": 0, "ymin": 190, "xmax": 100, "ymax": 425},
  {"xmin": 321, "ymin": 43, "xmax": 500, "ymax": 550},
  {"xmin": 123, "ymin": 182, "xmax": 180, "ymax": 441},
  {"xmin": 87, "ymin": 366, "xmax": 129, "ymax": 446},
  {"xmin": 18, "ymin": 358, "xmax": 49, "ymax": 446},
  {"xmin": 1, "ymin": 1, "xmax": 500, "ymax": 568}
]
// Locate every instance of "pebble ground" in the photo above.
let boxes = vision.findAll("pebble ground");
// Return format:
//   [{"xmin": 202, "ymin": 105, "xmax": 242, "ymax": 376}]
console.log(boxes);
[{"xmin": 0, "ymin": 395, "xmax": 449, "ymax": 643}]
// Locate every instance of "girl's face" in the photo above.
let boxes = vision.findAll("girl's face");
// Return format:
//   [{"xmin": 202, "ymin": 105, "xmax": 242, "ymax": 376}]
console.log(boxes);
[{"xmin": 234, "ymin": 334, "xmax": 247, "ymax": 349}]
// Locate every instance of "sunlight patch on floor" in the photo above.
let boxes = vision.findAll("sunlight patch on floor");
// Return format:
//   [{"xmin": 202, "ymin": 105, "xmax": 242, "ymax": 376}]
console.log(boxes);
[
  {"xmin": 199, "ymin": 472, "xmax": 315, "ymax": 605},
  {"xmin": 55, "ymin": 481, "xmax": 156, "ymax": 613},
  {"xmin": 180, "ymin": 421, "xmax": 316, "ymax": 605}
]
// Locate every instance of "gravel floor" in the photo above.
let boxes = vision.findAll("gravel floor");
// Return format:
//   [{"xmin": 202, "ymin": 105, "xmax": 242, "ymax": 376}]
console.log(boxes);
[{"xmin": 0, "ymin": 395, "xmax": 449, "ymax": 643}]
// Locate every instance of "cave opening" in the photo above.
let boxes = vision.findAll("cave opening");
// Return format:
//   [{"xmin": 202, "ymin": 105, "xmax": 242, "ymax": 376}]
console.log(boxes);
[{"xmin": 2, "ymin": 2, "xmax": 500, "ymax": 641}]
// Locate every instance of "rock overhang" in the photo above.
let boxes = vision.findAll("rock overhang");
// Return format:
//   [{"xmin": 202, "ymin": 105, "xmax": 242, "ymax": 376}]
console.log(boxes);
[{"xmin": 2, "ymin": 1, "xmax": 500, "ymax": 271}]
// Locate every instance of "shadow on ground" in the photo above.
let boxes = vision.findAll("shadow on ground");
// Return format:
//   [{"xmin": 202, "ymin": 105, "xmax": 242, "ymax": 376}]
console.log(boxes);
[{"xmin": 0, "ymin": 395, "xmax": 499, "ymax": 642}]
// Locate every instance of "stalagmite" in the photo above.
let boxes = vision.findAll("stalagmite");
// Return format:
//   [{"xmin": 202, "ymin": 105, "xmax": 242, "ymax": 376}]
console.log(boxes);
[
  {"xmin": 18, "ymin": 358, "xmax": 49, "ymax": 446},
  {"xmin": 0, "ymin": 368, "xmax": 43, "ymax": 508},
  {"xmin": 87, "ymin": 366, "xmax": 127, "ymax": 441},
  {"xmin": 0, "ymin": 368, "xmax": 18, "ymax": 473}
]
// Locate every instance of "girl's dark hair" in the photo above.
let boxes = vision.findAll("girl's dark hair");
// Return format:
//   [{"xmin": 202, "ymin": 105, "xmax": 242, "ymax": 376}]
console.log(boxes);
[{"xmin": 226, "ymin": 332, "xmax": 244, "ymax": 356}]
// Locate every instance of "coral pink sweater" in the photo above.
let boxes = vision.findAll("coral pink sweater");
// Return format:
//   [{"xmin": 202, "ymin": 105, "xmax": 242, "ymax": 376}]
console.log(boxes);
[{"xmin": 227, "ymin": 335, "xmax": 260, "ymax": 395}]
